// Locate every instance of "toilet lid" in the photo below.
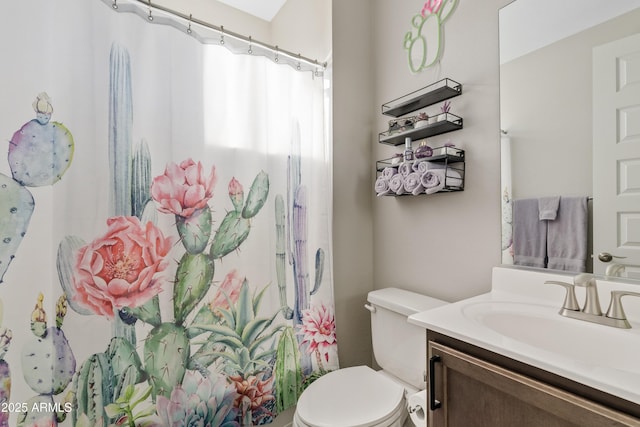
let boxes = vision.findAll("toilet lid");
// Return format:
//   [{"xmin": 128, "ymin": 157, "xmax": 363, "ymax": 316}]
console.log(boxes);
[{"xmin": 296, "ymin": 366, "xmax": 405, "ymax": 427}]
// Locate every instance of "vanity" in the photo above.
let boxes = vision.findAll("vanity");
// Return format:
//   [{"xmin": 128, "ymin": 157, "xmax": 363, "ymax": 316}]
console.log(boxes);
[{"xmin": 409, "ymin": 267, "xmax": 640, "ymax": 427}]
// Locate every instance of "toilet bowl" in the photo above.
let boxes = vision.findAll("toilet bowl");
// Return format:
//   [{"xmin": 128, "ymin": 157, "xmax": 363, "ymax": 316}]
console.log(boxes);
[
  {"xmin": 293, "ymin": 366, "xmax": 407, "ymax": 427},
  {"xmin": 292, "ymin": 288, "xmax": 448, "ymax": 427}
]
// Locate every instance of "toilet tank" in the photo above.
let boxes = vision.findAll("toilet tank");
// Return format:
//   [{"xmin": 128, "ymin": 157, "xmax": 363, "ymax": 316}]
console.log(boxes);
[{"xmin": 367, "ymin": 288, "xmax": 448, "ymax": 389}]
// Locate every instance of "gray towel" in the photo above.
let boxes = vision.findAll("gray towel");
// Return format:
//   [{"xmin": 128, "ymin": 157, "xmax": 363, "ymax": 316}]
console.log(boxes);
[
  {"xmin": 547, "ymin": 196, "xmax": 588, "ymax": 272},
  {"xmin": 512, "ymin": 198, "xmax": 547, "ymax": 268},
  {"xmin": 538, "ymin": 196, "xmax": 560, "ymax": 220}
]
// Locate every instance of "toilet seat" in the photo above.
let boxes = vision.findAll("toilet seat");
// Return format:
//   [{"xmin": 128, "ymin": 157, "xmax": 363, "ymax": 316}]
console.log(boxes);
[{"xmin": 294, "ymin": 366, "xmax": 406, "ymax": 427}]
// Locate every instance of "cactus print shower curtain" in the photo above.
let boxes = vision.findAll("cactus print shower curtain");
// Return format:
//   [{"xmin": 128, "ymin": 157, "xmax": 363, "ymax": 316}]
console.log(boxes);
[{"xmin": 0, "ymin": 0, "xmax": 336, "ymax": 425}]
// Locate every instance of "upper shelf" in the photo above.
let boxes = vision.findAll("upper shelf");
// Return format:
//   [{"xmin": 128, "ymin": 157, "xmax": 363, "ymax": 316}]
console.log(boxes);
[{"xmin": 381, "ymin": 78, "xmax": 462, "ymax": 117}]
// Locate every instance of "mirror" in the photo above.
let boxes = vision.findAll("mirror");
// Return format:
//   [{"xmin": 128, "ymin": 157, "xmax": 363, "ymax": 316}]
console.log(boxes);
[{"xmin": 499, "ymin": 0, "xmax": 640, "ymax": 279}]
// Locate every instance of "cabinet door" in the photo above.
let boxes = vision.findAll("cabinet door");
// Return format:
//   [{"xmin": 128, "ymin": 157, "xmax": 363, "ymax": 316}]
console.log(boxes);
[{"xmin": 427, "ymin": 341, "xmax": 640, "ymax": 427}]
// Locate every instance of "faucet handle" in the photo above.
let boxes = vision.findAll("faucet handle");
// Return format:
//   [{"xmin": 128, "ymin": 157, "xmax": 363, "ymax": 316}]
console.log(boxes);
[
  {"xmin": 545, "ymin": 281, "xmax": 580, "ymax": 311},
  {"xmin": 605, "ymin": 290, "xmax": 640, "ymax": 325}
]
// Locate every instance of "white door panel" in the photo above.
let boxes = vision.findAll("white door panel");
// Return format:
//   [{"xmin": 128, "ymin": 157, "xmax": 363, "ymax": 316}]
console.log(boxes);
[{"xmin": 593, "ymin": 32, "xmax": 640, "ymax": 277}]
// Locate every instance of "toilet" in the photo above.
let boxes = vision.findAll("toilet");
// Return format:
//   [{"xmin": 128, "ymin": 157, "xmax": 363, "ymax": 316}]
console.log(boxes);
[{"xmin": 293, "ymin": 288, "xmax": 448, "ymax": 427}]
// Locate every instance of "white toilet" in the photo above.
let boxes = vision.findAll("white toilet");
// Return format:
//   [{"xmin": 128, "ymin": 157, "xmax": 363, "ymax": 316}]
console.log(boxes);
[{"xmin": 293, "ymin": 287, "xmax": 448, "ymax": 427}]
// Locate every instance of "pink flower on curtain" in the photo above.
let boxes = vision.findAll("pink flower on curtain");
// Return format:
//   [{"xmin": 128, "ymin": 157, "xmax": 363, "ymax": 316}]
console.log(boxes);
[
  {"xmin": 151, "ymin": 159, "xmax": 217, "ymax": 218},
  {"xmin": 421, "ymin": 0, "xmax": 442, "ymax": 16},
  {"xmin": 228, "ymin": 177, "xmax": 244, "ymax": 211},
  {"xmin": 73, "ymin": 216, "xmax": 173, "ymax": 318},
  {"xmin": 298, "ymin": 303, "xmax": 337, "ymax": 363},
  {"xmin": 209, "ymin": 269, "xmax": 244, "ymax": 316}
]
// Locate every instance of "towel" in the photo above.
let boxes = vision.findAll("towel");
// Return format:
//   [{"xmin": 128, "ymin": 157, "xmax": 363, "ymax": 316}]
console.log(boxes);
[
  {"xmin": 547, "ymin": 196, "xmax": 588, "ymax": 272},
  {"xmin": 538, "ymin": 196, "xmax": 560, "ymax": 220},
  {"xmin": 412, "ymin": 160, "xmax": 444, "ymax": 174},
  {"xmin": 375, "ymin": 176, "xmax": 392, "ymax": 196},
  {"xmin": 381, "ymin": 167, "xmax": 397, "ymax": 179},
  {"xmin": 421, "ymin": 169, "xmax": 463, "ymax": 194},
  {"xmin": 398, "ymin": 162, "xmax": 413, "ymax": 177},
  {"xmin": 512, "ymin": 198, "xmax": 547, "ymax": 268},
  {"xmin": 388, "ymin": 174, "xmax": 406, "ymax": 195},
  {"xmin": 403, "ymin": 172, "xmax": 424, "ymax": 195}
]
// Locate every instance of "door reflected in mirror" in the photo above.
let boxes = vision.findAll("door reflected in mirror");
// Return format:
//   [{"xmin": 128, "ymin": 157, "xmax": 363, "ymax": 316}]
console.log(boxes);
[{"xmin": 499, "ymin": 0, "xmax": 640, "ymax": 279}]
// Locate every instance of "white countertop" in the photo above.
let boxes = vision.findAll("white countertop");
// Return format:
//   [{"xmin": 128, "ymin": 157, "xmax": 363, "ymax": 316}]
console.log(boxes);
[{"xmin": 408, "ymin": 266, "xmax": 640, "ymax": 406}]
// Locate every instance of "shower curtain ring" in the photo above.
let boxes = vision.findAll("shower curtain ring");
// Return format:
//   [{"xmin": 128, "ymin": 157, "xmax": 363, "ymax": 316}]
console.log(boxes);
[
  {"xmin": 187, "ymin": 14, "xmax": 192, "ymax": 34},
  {"xmin": 274, "ymin": 46, "xmax": 279, "ymax": 63},
  {"xmin": 248, "ymin": 36, "xmax": 253, "ymax": 55},
  {"xmin": 112, "ymin": 0, "xmax": 118, "ymax": 9},
  {"xmin": 296, "ymin": 54, "xmax": 302, "ymax": 70},
  {"xmin": 314, "ymin": 60, "xmax": 319, "ymax": 77},
  {"xmin": 220, "ymin": 26, "xmax": 225, "ymax": 45},
  {"xmin": 147, "ymin": 0, "xmax": 153, "ymax": 21}
]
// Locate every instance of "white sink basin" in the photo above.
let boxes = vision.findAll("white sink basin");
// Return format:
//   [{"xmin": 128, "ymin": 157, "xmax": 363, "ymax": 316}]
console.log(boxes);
[{"xmin": 461, "ymin": 301, "xmax": 640, "ymax": 375}]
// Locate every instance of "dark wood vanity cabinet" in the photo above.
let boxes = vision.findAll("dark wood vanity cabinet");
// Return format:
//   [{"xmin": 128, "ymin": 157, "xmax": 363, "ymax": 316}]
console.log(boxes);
[{"xmin": 426, "ymin": 332, "xmax": 640, "ymax": 427}]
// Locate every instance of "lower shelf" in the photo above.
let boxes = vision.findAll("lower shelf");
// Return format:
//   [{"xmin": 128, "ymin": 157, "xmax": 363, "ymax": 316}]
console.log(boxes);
[{"xmin": 374, "ymin": 156, "xmax": 465, "ymax": 197}]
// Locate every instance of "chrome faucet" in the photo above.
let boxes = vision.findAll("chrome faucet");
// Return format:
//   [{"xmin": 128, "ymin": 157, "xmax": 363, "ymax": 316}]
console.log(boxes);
[{"xmin": 545, "ymin": 274, "xmax": 639, "ymax": 329}]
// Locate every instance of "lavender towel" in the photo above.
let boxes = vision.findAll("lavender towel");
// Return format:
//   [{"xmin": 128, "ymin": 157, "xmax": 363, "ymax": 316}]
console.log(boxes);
[
  {"xmin": 375, "ymin": 176, "xmax": 391, "ymax": 196},
  {"xmin": 412, "ymin": 160, "xmax": 444, "ymax": 174},
  {"xmin": 404, "ymin": 172, "xmax": 424, "ymax": 195},
  {"xmin": 421, "ymin": 169, "xmax": 463, "ymax": 194},
  {"xmin": 388, "ymin": 174, "xmax": 406, "ymax": 195},
  {"xmin": 398, "ymin": 162, "xmax": 412, "ymax": 177},
  {"xmin": 381, "ymin": 167, "xmax": 397, "ymax": 179},
  {"xmin": 547, "ymin": 196, "xmax": 588, "ymax": 272},
  {"xmin": 512, "ymin": 198, "xmax": 547, "ymax": 268},
  {"xmin": 539, "ymin": 196, "xmax": 560, "ymax": 220}
]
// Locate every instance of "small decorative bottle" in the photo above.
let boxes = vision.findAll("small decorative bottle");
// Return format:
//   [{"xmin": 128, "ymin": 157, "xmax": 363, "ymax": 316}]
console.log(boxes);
[
  {"xmin": 415, "ymin": 140, "xmax": 433, "ymax": 158},
  {"xmin": 403, "ymin": 137, "xmax": 414, "ymax": 162}
]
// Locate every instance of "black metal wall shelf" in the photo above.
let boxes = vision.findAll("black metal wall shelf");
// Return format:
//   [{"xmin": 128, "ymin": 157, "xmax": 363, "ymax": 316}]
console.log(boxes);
[
  {"xmin": 381, "ymin": 78, "xmax": 462, "ymax": 117},
  {"xmin": 379, "ymin": 113, "xmax": 463, "ymax": 146},
  {"xmin": 375, "ymin": 150, "xmax": 466, "ymax": 196}
]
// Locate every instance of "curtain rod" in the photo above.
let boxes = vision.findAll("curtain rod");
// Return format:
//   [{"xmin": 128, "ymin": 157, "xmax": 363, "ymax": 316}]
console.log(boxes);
[{"xmin": 104, "ymin": 0, "xmax": 326, "ymax": 75}]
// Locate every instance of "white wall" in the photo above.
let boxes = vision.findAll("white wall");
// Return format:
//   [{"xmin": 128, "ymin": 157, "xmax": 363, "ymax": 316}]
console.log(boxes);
[
  {"xmin": 369, "ymin": 0, "xmax": 506, "ymax": 302},
  {"xmin": 331, "ymin": 0, "xmax": 376, "ymax": 369},
  {"xmin": 331, "ymin": 0, "xmax": 510, "ymax": 369}
]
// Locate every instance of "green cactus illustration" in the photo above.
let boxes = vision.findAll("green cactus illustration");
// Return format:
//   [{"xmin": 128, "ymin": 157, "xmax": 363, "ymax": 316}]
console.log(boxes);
[
  {"xmin": 73, "ymin": 353, "xmax": 115, "ymax": 427},
  {"xmin": 274, "ymin": 326, "xmax": 303, "ymax": 412},
  {"xmin": 73, "ymin": 337, "xmax": 145, "ymax": 427},
  {"xmin": 189, "ymin": 280, "xmax": 284, "ymax": 378},
  {"xmin": 275, "ymin": 124, "xmax": 325, "ymax": 375},
  {"xmin": 18, "ymin": 294, "xmax": 76, "ymax": 427},
  {"xmin": 211, "ymin": 171, "xmax": 269, "ymax": 259},
  {"xmin": 176, "ymin": 208, "xmax": 212, "ymax": 255},
  {"xmin": 173, "ymin": 252, "xmax": 215, "ymax": 325},
  {"xmin": 1, "ymin": 92, "xmax": 75, "ymax": 284},
  {"xmin": 8, "ymin": 93, "xmax": 74, "ymax": 187},
  {"xmin": 0, "ymin": 173, "xmax": 34, "ymax": 284},
  {"xmin": 143, "ymin": 323, "xmax": 190, "ymax": 399}
]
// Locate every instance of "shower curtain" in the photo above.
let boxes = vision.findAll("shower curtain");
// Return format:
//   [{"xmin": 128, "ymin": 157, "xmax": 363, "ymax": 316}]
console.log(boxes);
[{"xmin": 0, "ymin": 1, "xmax": 336, "ymax": 426}]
